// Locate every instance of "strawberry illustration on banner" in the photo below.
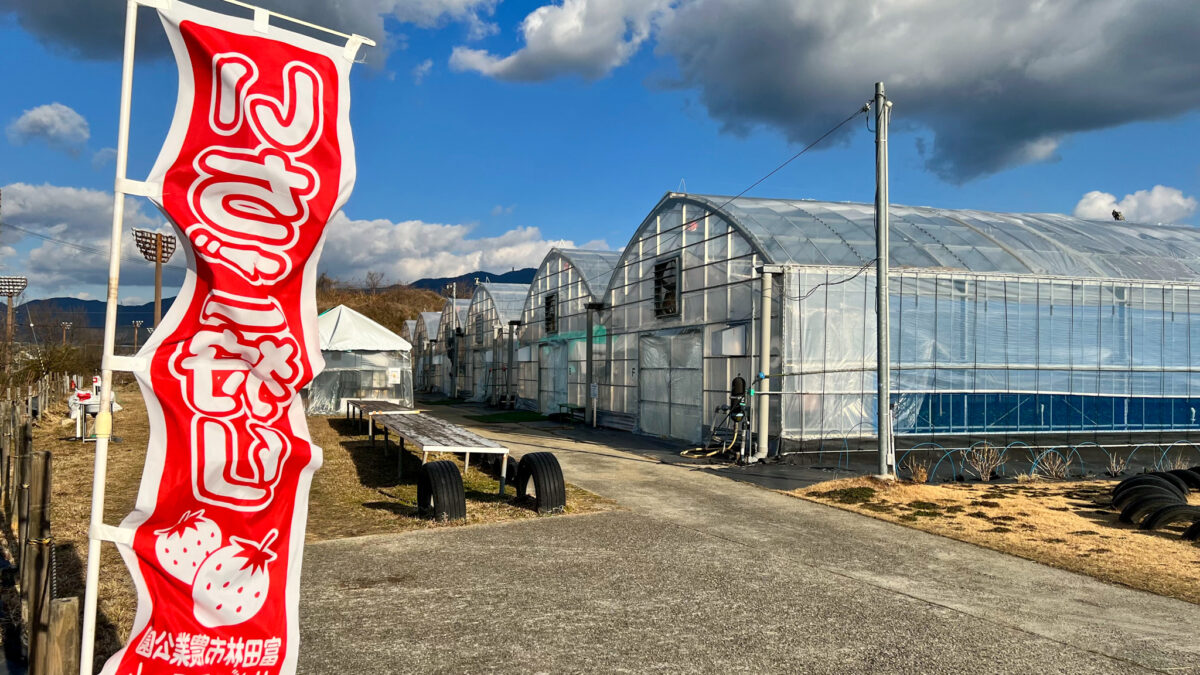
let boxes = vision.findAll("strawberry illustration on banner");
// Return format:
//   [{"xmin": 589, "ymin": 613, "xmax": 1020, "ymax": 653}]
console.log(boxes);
[{"xmin": 101, "ymin": 2, "xmax": 360, "ymax": 674}]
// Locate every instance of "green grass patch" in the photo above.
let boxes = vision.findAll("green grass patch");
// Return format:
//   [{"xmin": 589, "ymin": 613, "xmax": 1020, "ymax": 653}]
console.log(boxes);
[
  {"xmin": 907, "ymin": 500, "xmax": 941, "ymax": 511},
  {"xmin": 814, "ymin": 487, "xmax": 877, "ymax": 504},
  {"xmin": 465, "ymin": 411, "xmax": 549, "ymax": 424}
]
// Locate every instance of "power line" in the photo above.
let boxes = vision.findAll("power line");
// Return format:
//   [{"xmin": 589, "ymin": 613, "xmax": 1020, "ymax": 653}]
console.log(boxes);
[
  {"xmin": 682, "ymin": 101, "xmax": 873, "ymax": 229},
  {"xmin": 0, "ymin": 219, "xmax": 188, "ymax": 272}
]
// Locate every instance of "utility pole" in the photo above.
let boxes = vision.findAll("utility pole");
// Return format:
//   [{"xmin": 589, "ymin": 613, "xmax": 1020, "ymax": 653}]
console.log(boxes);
[
  {"xmin": 0, "ymin": 276, "xmax": 27, "ymax": 375},
  {"xmin": 133, "ymin": 229, "xmax": 177, "ymax": 327},
  {"xmin": 60, "ymin": 322, "xmax": 72, "ymax": 346},
  {"xmin": 131, "ymin": 320, "xmax": 143, "ymax": 352},
  {"xmin": 874, "ymin": 82, "xmax": 894, "ymax": 478}
]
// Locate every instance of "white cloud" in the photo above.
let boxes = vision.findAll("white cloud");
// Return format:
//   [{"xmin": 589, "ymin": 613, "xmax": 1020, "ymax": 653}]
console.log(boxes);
[
  {"xmin": 0, "ymin": 182, "xmax": 178, "ymax": 293},
  {"xmin": 412, "ymin": 59, "xmax": 434, "ymax": 85},
  {"xmin": 6, "ymin": 103, "xmax": 89, "ymax": 154},
  {"xmin": 319, "ymin": 211, "xmax": 608, "ymax": 282},
  {"xmin": 91, "ymin": 147, "xmax": 116, "ymax": 170},
  {"xmin": 490, "ymin": 204, "xmax": 516, "ymax": 216},
  {"xmin": 450, "ymin": 0, "xmax": 671, "ymax": 81},
  {"xmin": 1074, "ymin": 185, "xmax": 1198, "ymax": 224}
]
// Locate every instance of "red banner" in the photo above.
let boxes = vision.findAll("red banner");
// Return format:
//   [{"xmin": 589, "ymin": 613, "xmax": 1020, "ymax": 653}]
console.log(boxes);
[{"xmin": 103, "ymin": 3, "xmax": 358, "ymax": 673}]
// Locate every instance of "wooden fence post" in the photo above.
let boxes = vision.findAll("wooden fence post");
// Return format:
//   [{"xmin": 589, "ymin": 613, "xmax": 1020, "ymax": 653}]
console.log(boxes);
[
  {"xmin": 47, "ymin": 597, "xmax": 79, "ymax": 675},
  {"xmin": 16, "ymin": 422, "xmax": 31, "ymax": 565},
  {"xmin": 23, "ymin": 537, "xmax": 50, "ymax": 674}
]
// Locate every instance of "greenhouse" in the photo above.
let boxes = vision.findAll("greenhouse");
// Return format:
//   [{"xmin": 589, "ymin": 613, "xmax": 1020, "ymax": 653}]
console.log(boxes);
[
  {"xmin": 464, "ymin": 282, "xmax": 528, "ymax": 403},
  {"xmin": 411, "ymin": 311, "xmax": 441, "ymax": 392},
  {"xmin": 432, "ymin": 298, "xmax": 470, "ymax": 396},
  {"xmin": 517, "ymin": 248, "xmax": 622, "ymax": 414},
  {"xmin": 598, "ymin": 192, "xmax": 1200, "ymax": 450}
]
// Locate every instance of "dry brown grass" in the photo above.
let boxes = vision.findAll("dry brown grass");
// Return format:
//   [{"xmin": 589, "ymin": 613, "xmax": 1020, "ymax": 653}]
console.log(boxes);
[
  {"xmin": 316, "ymin": 282, "xmax": 445, "ymax": 336},
  {"xmin": 792, "ymin": 476, "xmax": 1200, "ymax": 605},
  {"xmin": 34, "ymin": 379, "xmax": 613, "ymax": 666}
]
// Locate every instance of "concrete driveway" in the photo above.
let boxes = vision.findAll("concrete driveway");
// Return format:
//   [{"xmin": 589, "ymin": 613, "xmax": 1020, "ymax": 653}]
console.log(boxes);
[{"xmin": 300, "ymin": 408, "xmax": 1200, "ymax": 673}]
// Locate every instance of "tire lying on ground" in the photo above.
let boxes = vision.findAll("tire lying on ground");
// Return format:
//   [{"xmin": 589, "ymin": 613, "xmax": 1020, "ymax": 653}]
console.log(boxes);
[
  {"xmin": 1113, "ymin": 484, "xmax": 1186, "ymax": 511},
  {"xmin": 1112, "ymin": 475, "xmax": 1187, "ymax": 502},
  {"xmin": 1139, "ymin": 504, "xmax": 1200, "ymax": 531},
  {"xmin": 1183, "ymin": 521, "xmax": 1200, "ymax": 541},
  {"xmin": 515, "ymin": 452, "xmax": 567, "ymax": 514},
  {"xmin": 1120, "ymin": 496, "xmax": 1185, "ymax": 525},
  {"xmin": 416, "ymin": 460, "xmax": 467, "ymax": 521},
  {"xmin": 1170, "ymin": 468, "xmax": 1200, "ymax": 490}
]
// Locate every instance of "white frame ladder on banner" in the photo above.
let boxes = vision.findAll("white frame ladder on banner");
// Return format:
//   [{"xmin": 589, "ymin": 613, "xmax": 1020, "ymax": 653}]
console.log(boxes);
[{"xmin": 81, "ymin": 2, "xmax": 373, "ymax": 673}]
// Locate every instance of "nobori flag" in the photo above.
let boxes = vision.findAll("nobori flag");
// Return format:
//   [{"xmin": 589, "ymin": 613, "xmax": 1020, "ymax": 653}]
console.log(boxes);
[{"xmin": 102, "ymin": 3, "xmax": 358, "ymax": 673}]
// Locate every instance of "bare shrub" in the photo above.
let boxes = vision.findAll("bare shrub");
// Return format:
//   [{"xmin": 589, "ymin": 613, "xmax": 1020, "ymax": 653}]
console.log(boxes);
[
  {"xmin": 1163, "ymin": 452, "xmax": 1191, "ymax": 471},
  {"xmin": 1035, "ymin": 451, "xmax": 1072, "ymax": 480},
  {"xmin": 1105, "ymin": 452, "xmax": 1128, "ymax": 477},
  {"xmin": 960, "ymin": 443, "xmax": 1005, "ymax": 482},
  {"xmin": 901, "ymin": 455, "xmax": 931, "ymax": 484}
]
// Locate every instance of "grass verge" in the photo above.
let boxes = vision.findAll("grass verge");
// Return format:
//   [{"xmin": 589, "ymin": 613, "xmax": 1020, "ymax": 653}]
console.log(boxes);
[{"xmin": 792, "ymin": 476, "xmax": 1200, "ymax": 605}]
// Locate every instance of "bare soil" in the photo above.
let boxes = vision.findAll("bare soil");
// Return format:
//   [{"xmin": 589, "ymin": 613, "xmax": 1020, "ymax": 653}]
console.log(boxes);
[{"xmin": 792, "ymin": 476, "xmax": 1200, "ymax": 605}]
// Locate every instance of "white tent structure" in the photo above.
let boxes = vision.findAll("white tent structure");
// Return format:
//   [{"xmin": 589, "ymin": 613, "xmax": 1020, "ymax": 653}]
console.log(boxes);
[{"xmin": 306, "ymin": 305, "xmax": 413, "ymax": 414}]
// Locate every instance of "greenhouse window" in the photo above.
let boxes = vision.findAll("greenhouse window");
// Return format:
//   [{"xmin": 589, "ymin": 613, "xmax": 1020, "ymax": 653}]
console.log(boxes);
[
  {"xmin": 545, "ymin": 293, "xmax": 558, "ymax": 334},
  {"xmin": 475, "ymin": 314, "xmax": 484, "ymax": 344},
  {"xmin": 654, "ymin": 256, "xmax": 680, "ymax": 318}
]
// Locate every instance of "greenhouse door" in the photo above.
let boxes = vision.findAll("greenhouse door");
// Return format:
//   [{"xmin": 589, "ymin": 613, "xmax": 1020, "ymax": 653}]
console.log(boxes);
[
  {"xmin": 639, "ymin": 332, "xmax": 702, "ymax": 444},
  {"xmin": 539, "ymin": 342, "xmax": 568, "ymax": 414}
]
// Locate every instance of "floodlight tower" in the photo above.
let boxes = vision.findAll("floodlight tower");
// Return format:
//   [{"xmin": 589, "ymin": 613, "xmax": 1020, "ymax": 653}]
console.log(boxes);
[
  {"xmin": 61, "ymin": 321, "xmax": 73, "ymax": 346},
  {"xmin": 0, "ymin": 276, "xmax": 28, "ymax": 370},
  {"xmin": 131, "ymin": 320, "xmax": 144, "ymax": 352},
  {"xmin": 133, "ymin": 229, "xmax": 177, "ymax": 327}
]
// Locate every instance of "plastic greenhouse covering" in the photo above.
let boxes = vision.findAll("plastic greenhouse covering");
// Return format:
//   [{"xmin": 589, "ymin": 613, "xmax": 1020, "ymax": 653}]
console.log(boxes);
[
  {"xmin": 307, "ymin": 305, "xmax": 414, "ymax": 414},
  {"xmin": 519, "ymin": 249, "xmax": 622, "ymax": 413},
  {"xmin": 465, "ymin": 283, "xmax": 528, "ymax": 402},
  {"xmin": 598, "ymin": 193, "xmax": 1200, "ymax": 448}
]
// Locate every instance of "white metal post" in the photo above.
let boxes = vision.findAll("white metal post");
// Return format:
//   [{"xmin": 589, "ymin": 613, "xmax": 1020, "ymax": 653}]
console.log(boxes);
[
  {"xmin": 875, "ymin": 82, "xmax": 894, "ymax": 478},
  {"xmin": 81, "ymin": 2, "xmax": 139, "ymax": 672},
  {"xmin": 755, "ymin": 268, "xmax": 780, "ymax": 460}
]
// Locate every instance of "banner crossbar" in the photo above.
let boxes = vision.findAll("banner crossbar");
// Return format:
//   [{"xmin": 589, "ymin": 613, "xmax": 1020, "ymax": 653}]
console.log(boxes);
[{"xmin": 134, "ymin": 0, "xmax": 377, "ymax": 47}]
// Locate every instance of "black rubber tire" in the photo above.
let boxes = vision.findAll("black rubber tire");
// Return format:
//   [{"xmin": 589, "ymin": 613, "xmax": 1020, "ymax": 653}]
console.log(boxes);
[
  {"xmin": 416, "ymin": 460, "xmax": 466, "ymax": 521},
  {"xmin": 475, "ymin": 453, "xmax": 496, "ymax": 473},
  {"xmin": 1140, "ymin": 504, "xmax": 1200, "ymax": 531},
  {"xmin": 504, "ymin": 456, "xmax": 520, "ymax": 487},
  {"xmin": 1112, "ymin": 475, "xmax": 1186, "ymax": 500},
  {"xmin": 1151, "ymin": 471, "xmax": 1190, "ymax": 494},
  {"xmin": 1168, "ymin": 469, "xmax": 1200, "ymax": 490},
  {"xmin": 1120, "ymin": 496, "xmax": 1184, "ymax": 525},
  {"xmin": 1183, "ymin": 521, "xmax": 1200, "ymax": 541},
  {"xmin": 1112, "ymin": 485, "xmax": 1185, "ymax": 511},
  {"xmin": 515, "ymin": 452, "xmax": 566, "ymax": 514}
]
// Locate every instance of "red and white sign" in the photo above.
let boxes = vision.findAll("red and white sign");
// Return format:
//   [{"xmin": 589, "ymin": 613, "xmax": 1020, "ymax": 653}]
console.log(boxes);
[{"xmin": 103, "ymin": 3, "xmax": 358, "ymax": 673}]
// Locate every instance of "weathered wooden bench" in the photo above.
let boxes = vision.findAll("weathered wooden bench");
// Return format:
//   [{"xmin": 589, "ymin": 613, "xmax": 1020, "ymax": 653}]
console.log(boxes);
[{"xmin": 345, "ymin": 399, "xmax": 510, "ymax": 495}]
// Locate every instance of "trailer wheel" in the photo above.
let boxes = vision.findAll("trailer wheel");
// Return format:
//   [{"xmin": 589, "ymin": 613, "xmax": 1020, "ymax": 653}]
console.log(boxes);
[
  {"xmin": 1119, "ymin": 496, "xmax": 1184, "ymax": 525},
  {"xmin": 1112, "ymin": 475, "xmax": 1186, "ymax": 501},
  {"xmin": 1183, "ymin": 521, "xmax": 1200, "ymax": 541},
  {"xmin": 516, "ymin": 452, "xmax": 566, "ymax": 514},
  {"xmin": 1168, "ymin": 469, "xmax": 1200, "ymax": 490},
  {"xmin": 1113, "ymin": 485, "xmax": 1184, "ymax": 511},
  {"xmin": 1138, "ymin": 504, "xmax": 1200, "ymax": 531},
  {"xmin": 417, "ymin": 460, "xmax": 466, "ymax": 521}
]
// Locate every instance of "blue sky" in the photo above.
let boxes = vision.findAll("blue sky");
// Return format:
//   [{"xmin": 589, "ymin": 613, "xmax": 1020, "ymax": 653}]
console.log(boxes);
[{"xmin": 0, "ymin": 0, "xmax": 1197, "ymax": 305}]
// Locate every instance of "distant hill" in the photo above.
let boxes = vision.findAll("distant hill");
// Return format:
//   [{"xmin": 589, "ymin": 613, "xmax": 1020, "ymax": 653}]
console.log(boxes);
[{"xmin": 408, "ymin": 268, "xmax": 536, "ymax": 296}]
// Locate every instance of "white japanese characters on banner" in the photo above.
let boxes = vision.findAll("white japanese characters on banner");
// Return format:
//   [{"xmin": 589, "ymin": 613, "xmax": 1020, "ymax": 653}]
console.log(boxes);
[{"xmin": 102, "ymin": 3, "xmax": 358, "ymax": 673}]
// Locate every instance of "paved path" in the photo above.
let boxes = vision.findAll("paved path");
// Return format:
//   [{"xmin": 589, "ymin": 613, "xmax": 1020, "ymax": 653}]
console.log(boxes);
[{"xmin": 300, "ymin": 409, "xmax": 1200, "ymax": 673}]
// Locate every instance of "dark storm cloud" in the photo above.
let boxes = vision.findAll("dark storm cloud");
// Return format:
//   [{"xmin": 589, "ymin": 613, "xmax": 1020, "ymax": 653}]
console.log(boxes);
[{"xmin": 655, "ymin": 0, "xmax": 1200, "ymax": 182}]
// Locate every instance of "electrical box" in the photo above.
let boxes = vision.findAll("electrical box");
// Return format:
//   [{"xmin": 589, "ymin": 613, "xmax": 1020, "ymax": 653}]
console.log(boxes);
[{"xmin": 715, "ymin": 325, "xmax": 747, "ymax": 356}]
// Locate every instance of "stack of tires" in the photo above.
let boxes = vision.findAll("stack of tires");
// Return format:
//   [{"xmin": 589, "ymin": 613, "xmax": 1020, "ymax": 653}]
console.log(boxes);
[{"xmin": 1111, "ymin": 468, "xmax": 1200, "ymax": 540}]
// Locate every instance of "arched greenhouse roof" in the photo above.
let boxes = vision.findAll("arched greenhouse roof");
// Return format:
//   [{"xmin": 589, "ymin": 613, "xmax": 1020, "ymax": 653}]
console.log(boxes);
[
  {"xmin": 418, "ymin": 311, "xmax": 440, "ymax": 339},
  {"xmin": 441, "ymin": 298, "xmax": 470, "ymax": 332},
  {"xmin": 640, "ymin": 192, "xmax": 1200, "ymax": 282},
  {"xmin": 473, "ymin": 282, "xmax": 529, "ymax": 324},
  {"xmin": 540, "ymin": 248, "xmax": 623, "ymax": 299}
]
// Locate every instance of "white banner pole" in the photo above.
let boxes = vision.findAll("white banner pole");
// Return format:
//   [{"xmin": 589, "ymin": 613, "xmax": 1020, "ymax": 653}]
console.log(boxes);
[{"xmin": 81, "ymin": 1, "xmax": 141, "ymax": 672}]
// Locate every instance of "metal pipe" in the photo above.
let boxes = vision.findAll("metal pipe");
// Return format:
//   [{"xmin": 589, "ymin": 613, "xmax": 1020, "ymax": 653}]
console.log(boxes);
[
  {"xmin": 82, "ymin": 3, "xmax": 138, "ymax": 671},
  {"xmin": 585, "ymin": 302, "xmax": 603, "ymax": 428},
  {"xmin": 875, "ymin": 81, "xmax": 894, "ymax": 478},
  {"xmin": 154, "ymin": 233, "xmax": 163, "ymax": 327},
  {"xmin": 507, "ymin": 320, "xmax": 519, "ymax": 406},
  {"xmin": 755, "ymin": 268, "xmax": 778, "ymax": 460}
]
